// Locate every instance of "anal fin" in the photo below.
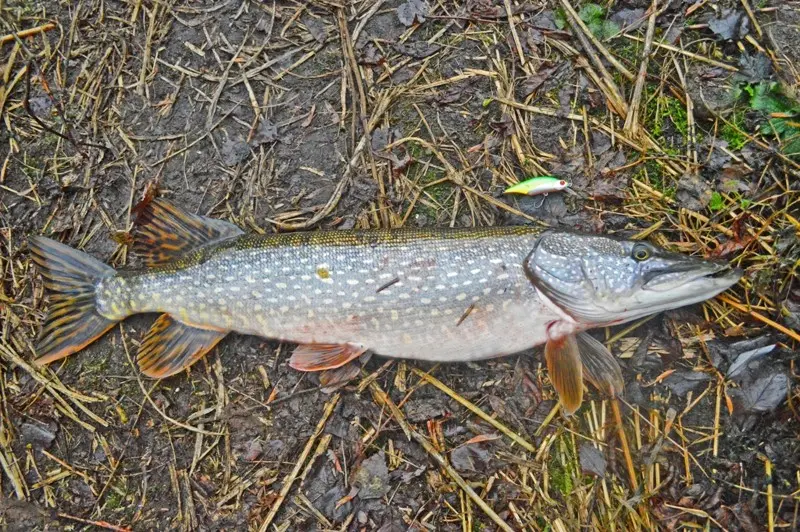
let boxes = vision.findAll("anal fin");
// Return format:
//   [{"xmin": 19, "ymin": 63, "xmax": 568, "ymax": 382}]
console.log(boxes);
[
  {"xmin": 137, "ymin": 314, "xmax": 226, "ymax": 378},
  {"xmin": 289, "ymin": 343, "xmax": 367, "ymax": 372},
  {"xmin": 545, "ymin": 335, "xmax": 584, "ymax": 416},
  {"xmin": 576, "ymin": 332, "xmax": 624, "ymax": 397}
]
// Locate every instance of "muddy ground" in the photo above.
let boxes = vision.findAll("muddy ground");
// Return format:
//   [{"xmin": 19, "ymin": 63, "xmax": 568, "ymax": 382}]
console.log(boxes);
[{"xmin": 1, "ymin": 0, "xmax": 799, "ymax": 530}]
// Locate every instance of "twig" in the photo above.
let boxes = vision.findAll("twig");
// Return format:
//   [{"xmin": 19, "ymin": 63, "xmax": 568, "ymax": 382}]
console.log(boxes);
[
  {"xmin": 0, "ymin": 23, "xmax": 56, "ymax": 44},
  {"xmin": 23, "ymin": 62, "xmax": 105, "ymax": 152},
  {"xmin": 411, "ymin": 428, "xmax": 514, "ymax": 532},
  {"xmin": 138, "ymin": 2, "xmax": 159, "ymax": 96},
  {"xmin": 152, "ymin": 105, "xmax": 240, "ymax": 166},
  {"xmin": 269, "ymin": 138, "xmax": 356, "ymax": 230},
  {"xmin": 491, "ymin": 97, "xmax": 685, "ymax": 175},
  {"xmin": 56, "ymin": 513, "xmax": 131, "ymax": 532},
  {"xmin": 503, "ymin": 0, "xmax": 526, "ymax": 68},
  {"xmin": 369, "ymin": 380, "xmax": 514, "ymax": 531},
  {"xmin": 559, "ymin": 0, "xmax": 635, "ymax": 81},
  {"xmin": 624, "ymin": 1, "xmax": 657, "ymax": 133},
  {"xmin": 0, "ymin": 344, "xmax": 106, "ymax": 430},
  {"xmin": 258, "ymin": 394, "xmax": 340, "ymax": 531},
  {"xmin": 120, "ymin": 331, "xmax": 223, "ymax": 436},
  {"xmin": 740, "ymin": 0, "xmax": 763, "ymax": 37},
  {"xmin": 622, "ymin": 34, "xmax": 739, "ymax": 72},
  {"xmin": 611, "ymin": 398, "xmax": 639, "ymax": 490},
  {"xmin": 410, "ymin": 367, "xmax": 536, "ymax": 453},
  {"xmin": 534, "ymin": 402, "xmax": 562, "ymax": 437},
  {"xmin": 352, "ymin": 0, "xmax": 387, "ymax": 43},
  {"xmin": 763, "ymin": 455, "xmax": 774, "ymax": 532},
  {"xmin": 206, "ymin": 36, "xmax": 248, "ymax": 129},
  {"xmin": 0, "ymin": 446, "xmax": 26, "ymax": 499},
  {"xmin": 717, "ymin": 294, "xmax": 800, "ymax": 343},
  {"xmin": 368, "ymin": 380, "xmax": 412, "ymax": 440}
]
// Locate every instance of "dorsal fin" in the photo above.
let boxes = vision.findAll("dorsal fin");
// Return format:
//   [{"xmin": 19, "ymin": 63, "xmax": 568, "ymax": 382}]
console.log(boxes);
[{"xmin": 132, "ymin": 198, "xmax": 244, "ymax": 266}]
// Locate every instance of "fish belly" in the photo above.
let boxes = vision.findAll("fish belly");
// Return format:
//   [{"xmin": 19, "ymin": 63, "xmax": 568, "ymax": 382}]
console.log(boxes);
[{"xmin": 122, "ymin": 231, "xmax": 556, "ymax": 361}]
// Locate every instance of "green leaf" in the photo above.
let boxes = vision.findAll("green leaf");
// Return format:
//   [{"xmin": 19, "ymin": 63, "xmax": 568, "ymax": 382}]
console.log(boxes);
[
  {"xmin": 762, "ymin": 118, "xmax": 792, "ymax": 136},
  {"xmin": 586, "ymin": 20, "xmax": 603, "ymax": 37},
  {"xmin": 709, "ymin": 192, "xmax": 725, "ymax": 211},
  {"xmin": 749, "ymin": 82, "xmax": 793, "ymax": 114},
  {"xmin": 554, "ymin": 8, "xmax": 567, "ymax": 29},
  {"xmin": 579, "ymin": 3, "xmax": 605, "ymax": 23},
  {"xmin": 784, "ymin": 136, "xmax": 800, "ymax": 158},
  {"xmin": 600, "ymin": 20, "xmax": 620, "ymax": 39}
]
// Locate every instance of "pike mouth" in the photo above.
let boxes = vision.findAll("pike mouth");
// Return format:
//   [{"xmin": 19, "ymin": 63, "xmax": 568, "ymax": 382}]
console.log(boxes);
[
  {"xmin": 708, "ymin": 265, "xmax": 741, "ymax": 280},
  {"xmin": 643, "ymin": 262, "xmax": 742, "ymax": 290},
  {"xmin": 690, "ymin": 264, "xmax": 742, "ymax": 285}
]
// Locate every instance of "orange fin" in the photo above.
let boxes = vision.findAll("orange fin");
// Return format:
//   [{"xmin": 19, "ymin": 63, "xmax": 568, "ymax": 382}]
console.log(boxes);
[
  {"xmin": 29, "ymin": 237, "xmax": 119, "ymax": 364},
  {"xmin": 137, "ymin": 314, "xmax": 226, "ymax": 378},
  {"xmin": 576, "ymin": 332, "xmax": 624, "ymax": 397},
  {"xmin": 132, "ymin": 198, "xmax": 243, "ymax": 266},
  {"xmin": 289, "ymin": 343, "xmax": 367, "ymax": 372},
  {"xmin": 545, "ymin": 334, "xmax": 584, "ymax": 416}
]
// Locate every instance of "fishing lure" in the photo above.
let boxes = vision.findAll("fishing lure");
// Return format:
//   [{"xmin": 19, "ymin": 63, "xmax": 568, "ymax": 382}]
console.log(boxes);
[{"xmin": 504, "ymin": 176, "xmax": 572, "ymax": 207}]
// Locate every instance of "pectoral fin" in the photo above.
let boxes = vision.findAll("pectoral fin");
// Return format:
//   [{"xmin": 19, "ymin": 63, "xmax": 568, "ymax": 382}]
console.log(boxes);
[
  {"xmin": 576, "ymin": 332, "xmax": 624, "ymax": 397},
  {"xmin": 137, "ymin": 314, "xmax": 227, "ymax": 378},
  {"xmin": 289, "ymin": 343, "xmax": 368, "ymax": 372},
  {"xmin": 545, "ymin": 335, "xmax": 584, "ymax": 415}
]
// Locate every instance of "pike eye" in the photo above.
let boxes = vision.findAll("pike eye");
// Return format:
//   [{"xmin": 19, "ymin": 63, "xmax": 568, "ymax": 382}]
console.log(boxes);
[{"xmin": 632, "ymin": 244, "xmax": 651, "ymax": 261}]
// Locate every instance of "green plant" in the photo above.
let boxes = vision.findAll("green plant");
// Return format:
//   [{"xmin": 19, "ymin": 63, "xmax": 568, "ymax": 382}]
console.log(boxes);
[
  {"xmin": 720, "ymin": 111, "xmax": 748, "ymax": 151},
  {"xmin": 554, "ymin": 7, "xmax": 567, "ymax": 29},
  {"xmin": 741, "ymin": 81, "xmax": 800, "ymax": 158},
  {"xmin": 709, "ymin": 191, "xmax": 725, "ymax": 211},
  {"xmin": 579, "ymin": 3, "xmax": 619, "ymax": 40},
  {"xmin": 553, "ymin": 3, "xmax": 619, "ymax": 39}
]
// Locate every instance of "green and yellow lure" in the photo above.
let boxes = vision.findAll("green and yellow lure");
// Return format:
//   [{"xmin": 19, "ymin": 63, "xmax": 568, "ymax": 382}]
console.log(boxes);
[{"xmin": 504, "ymin": 176, "xmax": 571, "ymax": 196}]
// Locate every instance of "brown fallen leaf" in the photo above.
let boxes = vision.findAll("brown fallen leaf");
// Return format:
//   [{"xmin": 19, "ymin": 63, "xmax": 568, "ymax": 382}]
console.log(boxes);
[
  {"xmin": 709, "ymin": 235, "xmax": 753, "ymax": 258},
  {"xmin": 335, "ymin": 487, "xmax": 359, "ymax": 509}
]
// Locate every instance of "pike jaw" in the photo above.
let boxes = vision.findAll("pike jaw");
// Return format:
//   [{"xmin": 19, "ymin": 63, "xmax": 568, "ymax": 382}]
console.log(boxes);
[{"xmin": 524, "ymin": 231, "xmax": 743, "ymax": 327}]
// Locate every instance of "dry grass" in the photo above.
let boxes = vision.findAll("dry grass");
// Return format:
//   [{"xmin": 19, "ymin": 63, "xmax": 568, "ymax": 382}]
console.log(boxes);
[{"xmin": 1, "ymin": 0, "xmax": 799, "ymax": 530}]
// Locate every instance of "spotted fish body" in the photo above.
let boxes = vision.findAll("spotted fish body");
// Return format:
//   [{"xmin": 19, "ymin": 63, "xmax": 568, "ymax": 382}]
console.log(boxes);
[
  {"xmin": 29, "ymin": 198, "xmax": 741, "ymax": 414},
  {"xmin": 98, "ymin": 227, "xmax": 555, "ymax": 362}
]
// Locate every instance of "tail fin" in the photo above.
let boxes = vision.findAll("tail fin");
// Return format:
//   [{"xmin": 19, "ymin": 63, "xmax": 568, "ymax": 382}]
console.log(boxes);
[{"xmin": 28, "ymin": 236, "xmax": 118, "ymax": 365}]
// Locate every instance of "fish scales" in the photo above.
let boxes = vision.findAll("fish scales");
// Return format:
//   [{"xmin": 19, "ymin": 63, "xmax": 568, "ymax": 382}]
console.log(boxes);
[{"xmin": 97, "ymin": 226, "xmax": 557, "ymax": 362}]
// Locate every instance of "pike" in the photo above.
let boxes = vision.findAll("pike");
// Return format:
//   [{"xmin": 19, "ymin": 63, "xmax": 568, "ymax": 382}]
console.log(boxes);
[{"xmin": 29, "ymin": 199, "xmax": 741, "ymax": 413}]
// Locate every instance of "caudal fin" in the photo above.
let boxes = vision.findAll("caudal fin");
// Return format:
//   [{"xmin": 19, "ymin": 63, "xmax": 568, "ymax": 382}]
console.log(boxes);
[{"xmin": 29, "ymin": 236, "xmax": 118, "ymax": 365}]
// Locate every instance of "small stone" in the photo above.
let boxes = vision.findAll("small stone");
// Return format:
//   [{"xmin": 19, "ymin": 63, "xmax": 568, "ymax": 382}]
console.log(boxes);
[
  {"xmin": 20, "ymin": 423, "xmax": 57, "ymax": 448},
  {"xmin": 352, "ymin": 452, "xmax": 390, "ymax": 499}
]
